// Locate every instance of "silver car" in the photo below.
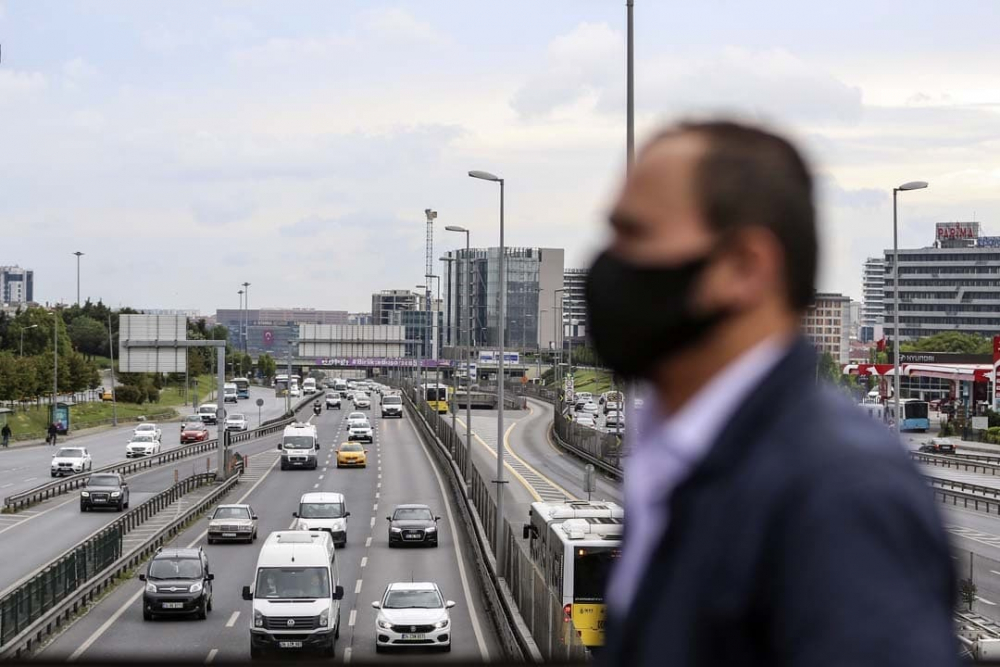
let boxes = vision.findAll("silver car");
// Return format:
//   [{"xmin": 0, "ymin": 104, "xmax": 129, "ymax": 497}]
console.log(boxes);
[{"xmin": 207, "ymin": 504, "xmax": 258, "ymax": 544}]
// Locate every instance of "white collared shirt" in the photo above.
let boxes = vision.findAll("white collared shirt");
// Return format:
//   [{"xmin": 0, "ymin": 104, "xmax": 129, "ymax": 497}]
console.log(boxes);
[{"xmin": 609, "ymin": 337, "xmax": 790, "ymax": 613}]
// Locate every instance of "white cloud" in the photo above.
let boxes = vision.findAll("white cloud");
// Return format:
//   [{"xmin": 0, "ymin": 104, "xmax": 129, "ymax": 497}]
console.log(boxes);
[
  {"xmin": 362, "ymin": 7, "xmax": 444, "ymax": 46},
  {"xmin": 0, "ymin": 68, "xmax": 47, "ymax": 103}
]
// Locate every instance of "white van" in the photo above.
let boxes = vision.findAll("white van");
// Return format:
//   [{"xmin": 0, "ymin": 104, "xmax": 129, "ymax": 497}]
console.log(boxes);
[
  {"xmin": 293, "ymin": 492, "xmax": 350, "ymax": 548},
  {"xmin": 199, "ymin": 403, "xmax": 219, "ymax": 425},
  {"xmin": 302, "ymin": 378, "xmax": 317, "ymax": 395},
  {"xmin": 243, "ymin": 531, "xmax": 344, "ymax": 658},
  {"xmin": 224, "ymin": 383, "xmax": 238, "ymax": 404},
  {"xmin": 279, "ymin": 423, "xmax": 319, "ymax": 470}
]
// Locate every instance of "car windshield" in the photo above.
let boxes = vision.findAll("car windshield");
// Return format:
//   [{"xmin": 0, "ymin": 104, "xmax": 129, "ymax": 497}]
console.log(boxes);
[
  {"xmin": 213, "ymin": 507, "xmax": 250, "ymax": 520},
  {"xmin": 57, "ymin": 448, "xmax": 84, "ymax": 458},
  {"xmin": 384, "ymin": 589, "xmax": 443, "ymax": 609},
  {"xmin": 349, "ymin": 413, "xmax": 364, "ymax": 420},
  {"xmin": 256, "ymin": 567, "xmax": 329, "ymax": 600},
  {"xmin": 299, "ymin": 502, "xmax": 345, "ymax": 518},
  {"xmin": 184, "ymin": 423, "xmax": 205, "ymax": 431},
  {"xmin": 89, "ymin": 475, "xmax": 119, "ymax": 487},
  {"xmin": 383, "ymin": 397, "xmax": 401, "ymax": 405},
  {"xmin": 199, "ymin": 406, "xmax": 215, "ymax": 413},
  {"xmin": 351, "ymin": 423, "xmax": 370, "ymax": 430},
  {"xmin": 148, "ymin": 558, "xmax": 203, "ymax": 580},
  {"xmin": 393, "ymin": 507, "xmax": 433, "ymax": 521},
  {"xmin": 283, "ymin": 436, "xmax": 315, "ymax": 449},
  {"xmin": 131, "ymin": 435, "xmax": 154, "ymax": 443},
  {"xmin": 340, "ymin": 443, "xmax": 364, "ymax": 452},
  {"xmin": 136, "ymin": 424, "xmax": 155, "ymax": 431},
  {"xmin": 228, "ymin": 414, "xmax": 245, "ymax": 421}
]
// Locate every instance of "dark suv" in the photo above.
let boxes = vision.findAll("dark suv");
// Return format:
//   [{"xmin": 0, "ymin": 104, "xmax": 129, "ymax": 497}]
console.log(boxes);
[
  {"xmin": 80, "ymin": 473, "xmax": 130, "ymax": 512},
  {"xmin": 387, "ymin": 504, "xmax": 441, "ymax": 547},
  {"xmin": 139, "ymin": 547, "xmax": 214, "ymax": 621}
]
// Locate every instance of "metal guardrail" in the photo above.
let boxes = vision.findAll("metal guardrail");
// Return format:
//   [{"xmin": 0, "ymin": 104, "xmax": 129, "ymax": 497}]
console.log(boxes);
[
  {"xmin": 0, "ymin": 469, "xmax": 233, "ymax": 655},
  {"xmin": 910, "ymin": 451, "xmax": 1000, "ymax": 477},
  {"xmin": 2, "ymin": 392, "xmax": 319, "ymax": 512},
  {"xmin": 927, "ymin": 478, "xmax": 1000, "ymax": 515}
]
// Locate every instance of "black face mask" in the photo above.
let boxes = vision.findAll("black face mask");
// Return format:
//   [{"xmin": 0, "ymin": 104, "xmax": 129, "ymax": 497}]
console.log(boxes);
[{"xmin": 584, "ymin": 249, "xmax": 730, "ymax": 380}]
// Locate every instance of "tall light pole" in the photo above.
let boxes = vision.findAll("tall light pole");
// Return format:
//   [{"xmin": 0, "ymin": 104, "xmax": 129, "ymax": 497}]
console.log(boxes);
[
  {"xmin": 626, "ymin": 0, "xmax": 635, "ymax": 173},
  {"xmin": 52, "ymin": 308, "xmax": 59, "ymax": 425},
  {"xmin": 468, "ymin": 168, "xmax": 507, "ymax": 570},
  {"xmin": 20, "ymin": 324, "xmax": 38, "ymax": 357},
  {"xmin": 242, "ymin": 282, "xmax": 251, "ymax": 354},
  {"xmin": 73, "ymin": 251, "xmax": 84, "ymax": 306},
  {"xmin": 446, "ymin": 225, "xmax": 473, "ymax": 480},
  {"xmin": 553, "ymin": 288, "xmax": 565, "ymax": 395},
  {"xmin": 238, "ymin": 289, "xmax": 244, "ymax": 363},
  {"xmin": 427, "ymin": 274, "xmax": 442, "ymax": 425},
  {"xmin": 892, "ymin": 180, "xmax": 928, "ymax": 434},
  {"xmin": 440, "ymin": 255, "xmax": 459, "ymax": 439},
  {"xmin": 415, "ymin": 284, "xmax": 427, "ymax": 396},
  {"xmin": 108, "ymin": 312, "xmax": 118, "ymax": 425}
]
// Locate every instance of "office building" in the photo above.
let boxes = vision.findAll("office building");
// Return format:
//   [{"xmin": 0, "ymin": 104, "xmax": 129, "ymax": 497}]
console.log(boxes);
[
  {"xmin": 849, "ymin": 300, "xmax": 862, "ymax": 341},
  {"xmin": 442, "ymin": 247, "xmax": 563, "ymax": 352},
  {"xmin": 802, "ymin": 292, "xmax": 851, "ymax": 365},
  {"xmin": 0, "ymin": 266, "xmax": 33, "ymax": 305},
  {"xmin": 216, "ymin": 307, "xmax": 350, "ymax": 355},
  {"xmin": 371, "ymin": 290, "xmax": 420, "ymax": 326},
  {"xmin": 884, "ymin": 222, "xmax": 1000, "ymax": 342},
  {"xmin": 562, "ymin": 268, "xmax": 589, "ymax": 347},
  {"xmin": 348, "ymin": 312, "xmax": 373, "ymax": 325},
  {"xmin": 861, "ymin": 257, "xmax": 885, "ymax": 331}
]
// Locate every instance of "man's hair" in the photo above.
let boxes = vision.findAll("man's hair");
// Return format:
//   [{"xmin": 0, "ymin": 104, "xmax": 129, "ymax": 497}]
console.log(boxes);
[{"xmin": 651, "ymin": 120, "xmax": 817, "ymax": 311}]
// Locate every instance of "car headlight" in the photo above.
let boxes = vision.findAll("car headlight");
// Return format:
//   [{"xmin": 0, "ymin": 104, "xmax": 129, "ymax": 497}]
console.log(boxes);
[
  {"xmin": 110, "ymin": 491, "xmax": 121, "ymax": 498},
  {"xmin": 434, "ymin": 619, "xmax": 449, "ymax": 629},
  {"xmin": 254, "ymin": 610, "xmax": 264, "ymax": 628},
  {"xmin": 377, "ymin": 617, "xmax": 392, "ymax": 630},
  {"xmin": 319, "ymin": 610, "xmax": 329, "ymax": 627},
  {"xmin": 81, "ymin": 491, "xmax": 90, "ymax": 497},
  {"xmin": 145, "ymin": 582, "xmax": 157, "ymax": 594},
  {"xmin": 425, "ymin": 526, "xmax": 437, "ymax": 533},
  {"xmin": 189, "ymin": 582, "xmax": 203, "ymax": 593},
  {"xmin": 390, "ymin": 527, "xmax": 401, "ymax": 533}
]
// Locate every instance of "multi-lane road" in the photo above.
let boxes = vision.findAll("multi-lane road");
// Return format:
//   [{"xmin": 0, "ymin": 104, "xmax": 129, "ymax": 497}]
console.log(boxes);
[{"xmin": 35, "ymin": 392, "xmax": 500, "ymax": 662}]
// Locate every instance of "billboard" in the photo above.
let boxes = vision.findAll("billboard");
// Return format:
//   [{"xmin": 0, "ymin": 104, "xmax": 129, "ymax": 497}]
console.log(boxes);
[
  {"xmin": 979, "ymin": 237, "xmax": 1000, "ymax": 248},
  {"xmin": 478, "ymin": 350, "xmax": 520, "ymax": 365},
  {"xmin": 118, "ymin": 314, "xmax": 187, "ymax": 373},
  {"xmin": 315, "ymin": 357, "xmax": 449, "ymax": 368},
  {"xmin": 936, "ymin": 222, "xmax": 979, "ymax": 241}
]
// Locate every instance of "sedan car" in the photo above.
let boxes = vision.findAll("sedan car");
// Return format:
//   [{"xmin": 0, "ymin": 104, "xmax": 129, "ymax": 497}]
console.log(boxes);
[
  {"xmin": 51, "ymin": 447, "xmax": 92, "ymax": 477},
  {"xmin": 346, "ymin": 412, "xmax": 368, "ymax": 427},
  {"xmin": 81, "ymin": 473, "xmax": 129, "ymax": 511},
  {"xmin": 225, "ymin": 413, "xmax": 249, "ymax": 432},
  {"xmin": 126, "ymin": 434, "xmax": 161, "ymax": 458},
  {"xmin": 289, "ymin": 386, "xmax": 301, "ymax": 397},
  {"xmin": 336, "ymin": 442, "xmax": 368, "ymax": 468},
  {"xmin": 207, "ymin": 504, "xmax": 258, "ymax": 544},
  {"xmin": 387, "ymin": 504, "xmax": 440, "ymax": 547},
  {"xmin": 133, "ymin": 422, "xmax": 162, "ymax": 441},
  {"xmin": 372, "ymin": 582, "xmax": 454, "ymax": 653},
  {"xmin": 349, "ymin": 421, "xmax": 374, "ymax": 443},
  {"xmin": 919, "ymin": 438, "xmax": 957, "ymax": 455},
  {"xmin": 139, "ymin": 547, "xmax": 214, "ymax": 620},
  {"xmin": 326, "ymin": 394, "xmax": 342, "ymax": 410},
  {"xmin": 181, "ymin": 421, "xmax": 210, "ymax": 444},
  {"xmin": 355, "ymin": 395, "xmax": 371, "ymax": 410},
  {"xmin": 574, "ymin": 414, "xmax": 597, "ymax": 429},
  {"xmin": 605, "ymin": 411, "xmax": 625, "ymax": 428}
]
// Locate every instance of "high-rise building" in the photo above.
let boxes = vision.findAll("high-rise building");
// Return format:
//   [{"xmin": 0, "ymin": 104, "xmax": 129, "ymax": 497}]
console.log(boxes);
[
  {"xmin": 0, "ymin": 266, "xmax": 34, "ymax": 305},
  {"xmin": 802, "ymin": 292, "xmax": 851, "ymax": 365},
  {"xmin": 562, "ymin": 268, "xmax": 588, "ymax": 346},
  {"xmin": 348, "ymin": 312, "xmax": 373, "ymax": 325},
  {"xmin": 371, "ymin": 290, "xmax": 420, "ymax": 326},
  {"xmin": 883, "ymin": 222, "xmax": 1000, "ymax": 342},
  {"xmin": 861, "ymin": 257, "xmax": 885, "ymax": 331},
  {"xmin": 849, "ymin": 300, "xmax": 862, "ymax": 341},
  {"xmin": 442, "ymin": 247, "xmax": 564, "ymax": 351}
]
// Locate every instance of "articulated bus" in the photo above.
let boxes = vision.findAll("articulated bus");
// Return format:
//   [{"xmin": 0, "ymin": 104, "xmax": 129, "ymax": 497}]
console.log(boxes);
[
  {"xmin": 421, "ymin": 383, "xmax": 451, "ymax": 414},
  {"xmin": 233, "ymin": 377, "xmax": 250, "ymax": 399},
  {"xmin": 886, "ymin": 398, "xmax": 930, "ymax": 432},
  {"xmin": 523, "ymin": 501, "xmax": 623, "ymax": 649}
]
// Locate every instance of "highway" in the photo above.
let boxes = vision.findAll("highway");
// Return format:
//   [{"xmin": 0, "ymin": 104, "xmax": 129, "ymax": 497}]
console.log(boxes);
[
  {"xmin": 0, "ymin": 387, "xmax": 293, "ymax": 594},
  {"xmin": 37, "ymin": 392, "xmax": 500, "ymax": 662}
]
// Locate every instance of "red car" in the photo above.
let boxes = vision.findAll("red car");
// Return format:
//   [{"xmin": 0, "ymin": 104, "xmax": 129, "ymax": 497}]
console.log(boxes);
[{"xmin": 181, "ymin": 421, "xmax": 210, "ymax": 443}]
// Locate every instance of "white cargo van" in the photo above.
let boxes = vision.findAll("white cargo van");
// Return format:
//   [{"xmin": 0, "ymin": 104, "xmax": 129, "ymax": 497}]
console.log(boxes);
[
  {"xmin": 242, "ymin": 531, "xmax": 343, "ymax": 658},
  {"xmin": 279, "ymin": 423, "xmax": 319, "ymax": 470},
  {"xmin": 293, "ymin": 492, "xmax": 350, "ymax": 548},
  {"xmin": 224, "ymin": 383, "xmax": 238, "ymax": 404},
  {"xmin": 302, "ymin": 378, "xmax": 317, "ymax": 395}
]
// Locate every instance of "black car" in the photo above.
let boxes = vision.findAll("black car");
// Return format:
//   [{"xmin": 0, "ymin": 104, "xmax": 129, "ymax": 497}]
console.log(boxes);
[
  {"xmin": 387, "ymin": 504, "xmax": 440, "ymax": 547},
  {"xmin": 919, "ymin": 438, "xmax": 957, "ymax": 455},
  {"xmin": 81, "ymin": 473, "xmax": 130, "ymax": 512},
  {"xmin": 139, "ymin": 547, "xmax": 214, "ymax": 621}
]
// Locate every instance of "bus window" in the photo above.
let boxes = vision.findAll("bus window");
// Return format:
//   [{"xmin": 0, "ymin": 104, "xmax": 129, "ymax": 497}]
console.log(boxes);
[{"xmin": 573, "ymin": 547, "xmax": 621, "ymax": 604}]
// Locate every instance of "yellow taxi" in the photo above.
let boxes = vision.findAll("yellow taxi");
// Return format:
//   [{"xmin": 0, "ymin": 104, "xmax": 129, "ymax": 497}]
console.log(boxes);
[{"xmin": 336, "ymin": 442, "xmax": 368, "ymax": 468}]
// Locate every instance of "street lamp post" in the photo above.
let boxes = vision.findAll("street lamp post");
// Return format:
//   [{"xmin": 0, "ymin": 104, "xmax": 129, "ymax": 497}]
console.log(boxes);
[
  {"xmin": 892, "ymin": 180, "xmax": 929, "ymax": 434},
  {"xmin": 468, "ymin": 169, "xmax": 507, "ymax": 570},
  {"xmin": 427, "ymin": 274, "xmax": 442, "ymax": 434},
  {"xmin": 20, "ymin": 324, "xmax": 38, "ymax": 357},
  {"xmin": 446, "ymin": 226, "xmax": 473, "ymax": 479},
  {"xmin": 242, "ymin": 282, "xmax": 251, "ymax": 354},
  {"xmin": 415, "ymin": 284, "xmax": 428, "ymax": 401},
  {"xmin": 441, "ymin": 255, "xmax": 459, "ymax": 440},
  {"xmin": 73, "ymin": 252, "xmax": 84, "ymax": 306},
  {"xmin": 553, "ymin": 288, "xmax": 565, "ymax": 396},
  {"xmin": 238, "ymin": 289, "xmax": 245, "ymax": 362},
  {"xmin": 52, "ymin": 309, "xmax": 59, "ymax": 428}
]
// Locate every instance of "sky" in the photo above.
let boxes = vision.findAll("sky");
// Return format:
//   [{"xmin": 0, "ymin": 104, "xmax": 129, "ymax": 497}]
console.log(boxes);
[{"xmin": 2, "ymin": 0, "xmax": 999, "ymax": 314}]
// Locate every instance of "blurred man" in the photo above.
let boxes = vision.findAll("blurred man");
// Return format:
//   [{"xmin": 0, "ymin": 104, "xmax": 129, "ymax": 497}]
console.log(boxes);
[{"xmin": 588, "ymin": 121, "xmax": 957, "ymax": 666}]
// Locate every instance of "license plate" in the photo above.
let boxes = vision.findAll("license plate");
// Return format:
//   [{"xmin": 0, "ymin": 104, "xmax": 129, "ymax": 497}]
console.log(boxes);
[
  {"xmin": 404, "ymin": 534, "xmax": 420, "ymax": 540},
  {"xmin": 278, "ymin": 641, "xmax": 302, "ymax": 649},
  {"xmin": 163, "ymin": 602, "xmax": 184, "ymax": 609},
  {"xmin": 222, "ymin": 533, "xmax": 237, "ymax": 538},
  {"xmin": 401, "ymin": 634, "xmax": 425, "ymax": 640},
  {"xmin": 93, "ymin": 498, "xmax": 106, "ymax": 503}
]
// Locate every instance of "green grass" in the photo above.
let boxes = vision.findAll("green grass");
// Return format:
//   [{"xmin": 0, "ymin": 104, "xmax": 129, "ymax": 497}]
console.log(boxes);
[{"xmin": 565, "ymin": 369, "xmax": 616, "ymax": 395}]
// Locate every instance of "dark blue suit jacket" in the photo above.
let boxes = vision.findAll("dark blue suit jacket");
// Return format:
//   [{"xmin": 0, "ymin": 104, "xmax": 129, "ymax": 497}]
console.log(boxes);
[{"xmin": 602, "ymin": 339, "xmax": 958, "ymax": 666}]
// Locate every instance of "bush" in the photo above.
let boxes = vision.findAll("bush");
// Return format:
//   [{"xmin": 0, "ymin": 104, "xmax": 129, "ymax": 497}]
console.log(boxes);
[
  {"xmin": 115, "ymin": 385, "xmax": 144, "ymax": 404},
  {"xmin": 145, "ymin": 387, "xmax": 160, "ymax": 404}
]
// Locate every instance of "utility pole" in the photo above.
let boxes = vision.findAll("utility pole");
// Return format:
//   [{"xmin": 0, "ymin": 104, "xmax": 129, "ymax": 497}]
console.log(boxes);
[
  {"xmin": 73, "ymin": 251, "xmax": 84, "ymax": 306},
  {"xmin": 242, "ymin": 282, "xmax": 251, "ymax": 354},
  {"xmin": 108, "ymin": 313, "xmax": 118, "ymax": 426}
]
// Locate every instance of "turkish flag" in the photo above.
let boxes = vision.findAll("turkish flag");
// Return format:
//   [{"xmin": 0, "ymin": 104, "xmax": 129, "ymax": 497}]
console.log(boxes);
[{"xmin": 876, "ymin": 337, "xmax": 886, "ymax": 352}]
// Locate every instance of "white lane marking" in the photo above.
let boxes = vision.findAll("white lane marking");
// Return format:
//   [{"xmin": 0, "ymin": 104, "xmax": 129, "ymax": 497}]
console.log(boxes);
[
  {"xmin": 24, "ymin": 477, "xmax": 36, "ymax": 482},
  {"xmin": 360, "ymin": 556, "xmax": 367, "ymax": 568},
  {"xmin": 377, "ymin": 482, "xmax": 381, "ymax": 489},
  {"xmin": 354, "ymin": 579, "xmax": 362, "ymax": 594},
  {"xmin": 372, "ymin": 503, "xmax": 377, "ymax": 511},
  {"xmin": 205, "ymin": 648, "xmax": 218, "ymax": 664},
  {"xmin": 313, "ymin": 483, "xmax": 319, "ymax": 488},
  {"xmin": 365, "ymin": 537, "xmax": 372, "ymax": 548},
  {"xmin": 0, "ymin": 483, "xmax": 11, "ymax": 489},
  {"xmin": 370, "ymin": 517, "xmax": 375, "ymax": 528},
  {"xmin": 348, "ymin": 609, "xmax": 357, "ymax": 627},
  {"xmin": 318, "ymin": 475, "xmax": 324, "ymax": 480},
  {"xmin": 344, "ymin": 647, "xmax": 352, "ymax": 663},
  {"xmin": 0, "ymin": 493, "xmax": 79, "ymax": 537},
  {"xmin": 979, "ymin": 596, "xmax": 998, "ymax": 606},
  {"xmin": 406, "ymin": 411, "xmax": 491, "ymax": 660},
  {"xmin": 226, "ymin": 611, "xmax": 240, "ymax": 627},
  {"xmin": 375, "ymin": 492, "xmax": 379, "ymax": 499},
  {"xmin": 69, "ymin": 454, "xmax": 284, "ymax": 661}
]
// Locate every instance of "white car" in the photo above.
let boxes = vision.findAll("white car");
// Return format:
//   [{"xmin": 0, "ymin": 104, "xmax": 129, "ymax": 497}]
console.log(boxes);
[
  {"xmin": 225, "ymin": 413, "xmax": 249, "ymax": 431},
  {"xmin": 349, "ymin": 421, "xmax": 374, "ymax": 443},
  {"xmin": 289, "ymin": 385, "xmax": 301, "ymax": 397},
  {"xmin": 605, "ymin": 411, "xmax": 625, "ymax": 428},
  {"xmin": 126, "ymin": 434, "xmax": 161, "ymax": 458},
  {"xmin": 133, "ymin": 422, "xmax": 162, "ymax": 442},
  {"xmin": 354, "ymin": 395, "xmax": 371, "ymax": 410},
  {"xmin": 373, "ymin": 582, "xmax": 454, "ymax": 653},
  {"xmin": 581, "ymin": 402, "xmax": 600, "ymax": 415},
  {"xmin": 51, "ymin": 447, "xmax": 92, "ymax": 477},
  {"xmin": 574, "ymin": 414, "xmax": 597, "ymax": 429},
  {"xmin": 347, "ymin": 412, "xmax": 367, "ymax": 428}
]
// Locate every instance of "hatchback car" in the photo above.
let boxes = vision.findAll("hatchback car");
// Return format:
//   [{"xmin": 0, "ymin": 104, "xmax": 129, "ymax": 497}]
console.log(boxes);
[
  {"xmin": 355, "ymin": 395, "xmax": 371, "ymax": 410},
  {"xmin": 372, "ymin": 582, "xmax": 454, "ymax": 652},
  {"xmin": 225, "ymin": 413, "xmax": 249, "ymax": 431},
  {"xmin": 387, "ymin": 504, "xmax": 440, "ymax": 547},
  {"xmin": 336, "ymin": 442, "xmax": 368, "ymax": 468},
  {"xmin": 207, "ymin": 504, "xmax": 258, "ymax": 544},
  {"xmin": 349, "ymin": 421, "xmax": 374, "ymax": 443},
  {"xmin": 139, "ymin": 547, "xmax": 214, "ymax": 620},
  {"xmin": 81, "ymin": 473, "xmax": 129, "ymax": 511}
]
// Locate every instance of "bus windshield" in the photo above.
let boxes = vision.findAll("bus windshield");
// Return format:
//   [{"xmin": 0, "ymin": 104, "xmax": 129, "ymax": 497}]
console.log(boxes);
[
  {"xmin": 906, "ymin": 402, "xmax": 929, "ymax": 419},
  {"xmin": 573, "ymin": 546, "xmax": 621, "ymax": 604}
]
